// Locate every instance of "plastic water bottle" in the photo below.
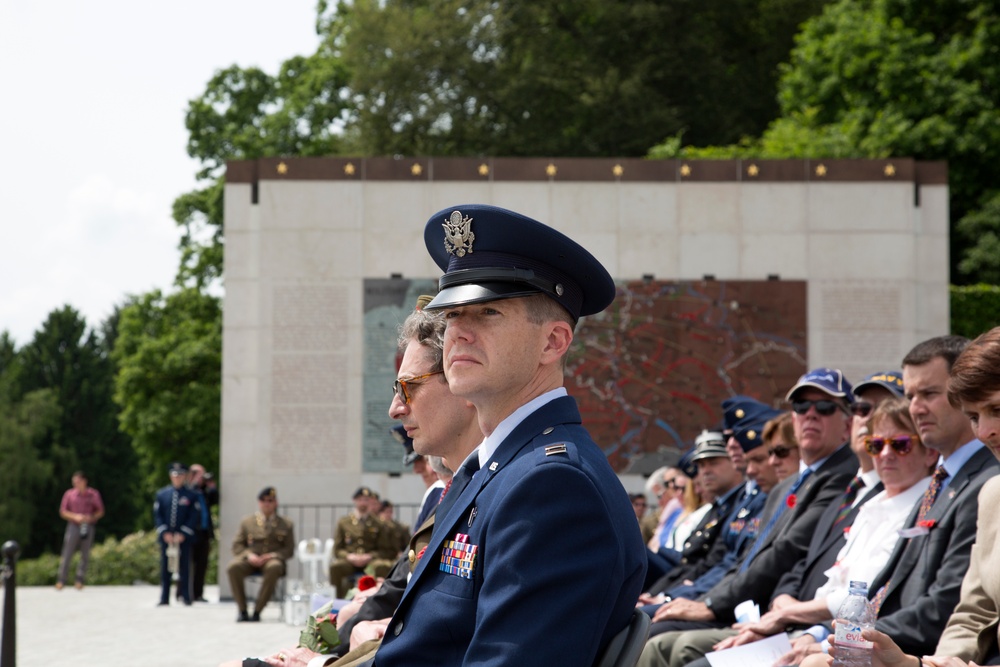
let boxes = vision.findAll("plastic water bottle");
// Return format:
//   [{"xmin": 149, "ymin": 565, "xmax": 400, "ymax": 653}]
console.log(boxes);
[{"xmin": 832, "ymin": 580, "xmax": 875, "ymax": 667}]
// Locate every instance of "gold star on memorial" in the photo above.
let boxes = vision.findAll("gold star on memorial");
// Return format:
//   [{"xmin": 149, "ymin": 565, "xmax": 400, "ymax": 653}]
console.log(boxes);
[
  {"xmin": 747, "ymin": 164, "xmax": 759, "ymax": 177},
  {"xmin": 884, "ymin": 164, "xmax": 896, "ymax": 177},
  {"xmin": 613, "ymin": 164, "xmax": 624, "ymax": 177},
  {"xmin": 276, "ymin": 162, "xmax": 288, "ymax": 175},
  {"xmin": 478, "ymin": 164, "xmax": 489, "ymax": 176},
  {"xmin": 680, "ymin": 164, "xmax": 691, "ymax": 177},
  {"xmin": 546, "ymin": 163, "xmax": 557, "ymax": 177},
  {"xmin": 815, "ymin": 164, "xmax": 827, "ymax": 177},
  {"xmin": 344, "ymin": 163, "xmax": 356, "ymax": 176},
  {"xmin": 411, "ymin": 163, "xmax": 423, "ymax": 176}
]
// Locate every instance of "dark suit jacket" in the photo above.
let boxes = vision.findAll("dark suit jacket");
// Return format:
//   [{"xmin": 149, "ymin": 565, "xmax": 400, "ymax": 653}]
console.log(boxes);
[
  {"xmin": 872, "ymin": 445, "xmax": 999, "ymax": 656},
  {"xmin": 703, "ymin": 443, "xmax": 858, "ymax": 621},
  {"xmin": 374, "ymin": 396, "xmax": 647, "ymax": 667},
  {"xmin": 771, "ymin": 479, "xmax": 884, "ymax": 602}
]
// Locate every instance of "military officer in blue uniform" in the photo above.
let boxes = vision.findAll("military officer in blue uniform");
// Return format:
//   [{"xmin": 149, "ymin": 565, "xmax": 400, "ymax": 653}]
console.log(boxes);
[
  {"xmin": 153, "ymin": 462, "xmax": 201, "ymax": 606},
  {"xmin": 372, "ymin": 205, "xmax": 647, "ymax": 667}
]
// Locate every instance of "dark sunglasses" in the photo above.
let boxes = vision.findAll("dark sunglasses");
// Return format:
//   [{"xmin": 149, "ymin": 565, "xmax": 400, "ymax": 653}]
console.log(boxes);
[
  {"xmin": 850, "ymin": 401, "xmax": 875, "ymax": 418},
  {"xmin": 791, "ymin": 399, "xmax": 842, "ymax": 417},
  {"xmin": 767, "ymin": 444, "xmax": 798, "ymax": 459},
  {"xmin": 865, "ymin": 434, "xmax": 917, "ymax": 457},
  {"xmin": 391, "ymin": 370, "xmax": 445, "ymax": 404}
]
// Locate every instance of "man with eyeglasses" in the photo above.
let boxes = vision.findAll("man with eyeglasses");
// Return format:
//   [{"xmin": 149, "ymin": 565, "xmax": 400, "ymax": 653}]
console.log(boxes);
[
  {"xmin": 861, "ymin": 336, "xmax": 999, "ymax": 657},
  {"xmin": 226, "ymin": 486, "xmax": 294, "ymax": 622},
  {"xmin": 371, "ymin": 205, "xmax": 646, "ymax": 667},
  {"xmin": 636, "ymin": 368, "xmax": 858, "ymax": 667}
]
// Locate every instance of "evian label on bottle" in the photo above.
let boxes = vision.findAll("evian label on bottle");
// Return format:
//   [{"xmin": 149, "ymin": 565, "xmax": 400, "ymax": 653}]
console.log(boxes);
[{"xmin": 835, "ymin": 622, "xmax": 874, "ymax": 649}]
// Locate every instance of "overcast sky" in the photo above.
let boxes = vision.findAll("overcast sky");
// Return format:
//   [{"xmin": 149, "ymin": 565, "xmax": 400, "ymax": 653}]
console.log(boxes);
[{"xmin": 0, "ymin": 1, "xmax": 318, "ymax": 345}]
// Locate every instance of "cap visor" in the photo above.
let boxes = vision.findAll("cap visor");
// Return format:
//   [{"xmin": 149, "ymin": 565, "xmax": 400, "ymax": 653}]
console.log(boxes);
[{"xmin": 424, "ymin": 282, "xmax": 543, "ymax": 310}]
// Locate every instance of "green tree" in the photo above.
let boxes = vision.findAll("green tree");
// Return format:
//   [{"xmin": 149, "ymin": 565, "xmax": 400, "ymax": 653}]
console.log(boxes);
[
  {"xmin": 112, "ymin": 289, "xmax": 222, "ymax": 499},
  {"xmin": 0, "ymin": 388, "xmax": 58, "ymax": 553},
  {"xmin": 178, "ymin": 50, "xmax": 351, "ymax": 287},
  {"xmin": 333, "ymin": 0, "xmax": 828, "ymax": 156},
  {"xmin": 649, "ymin": 0, "xmax": 1000, "ymax": 283},
  {"xmin": 9, "ymin": 306, "xmax": 140, "ymax": 554}
]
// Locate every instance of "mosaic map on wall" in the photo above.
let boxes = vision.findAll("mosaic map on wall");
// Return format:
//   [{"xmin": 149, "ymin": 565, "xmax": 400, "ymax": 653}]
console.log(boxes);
[{"xmin": 363, "ymin": 278, "xmax": 807, "ymax": 474}]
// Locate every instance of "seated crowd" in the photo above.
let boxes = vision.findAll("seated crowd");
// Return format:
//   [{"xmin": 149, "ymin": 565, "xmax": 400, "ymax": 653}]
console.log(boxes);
[{"xmin": 225, "ymin": 328, "xmax": 1000, "ymax": 667}]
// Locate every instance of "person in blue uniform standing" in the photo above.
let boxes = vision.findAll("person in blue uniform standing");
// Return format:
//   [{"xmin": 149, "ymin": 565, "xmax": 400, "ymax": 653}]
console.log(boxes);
[
  {"xmin": 154, "ymin": 461, "xmax": 200, "ymax": 606},
  {"xmin": 372, "ymin": 204, "xmax": 647, "ymax": 667}
]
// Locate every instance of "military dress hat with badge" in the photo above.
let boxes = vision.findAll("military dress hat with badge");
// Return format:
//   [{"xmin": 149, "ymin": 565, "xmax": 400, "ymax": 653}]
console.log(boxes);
[
  {"xmin": 421, "ymin": 204, "xmax": 616, "ymax": 320},
  {"xmin": 168, "ymin": 461, "xmax": 187, "ymax": 477},
  {"xmin": 353, "ymin": 486, "xmax": 375, "ymax": 500},
  {"xmin": 730, "ymin": 402, "xmax": 785, "ymax": 453},
  {"xmin": 258, "ymin": 486, "xmax": 277, "ymax": 501}
]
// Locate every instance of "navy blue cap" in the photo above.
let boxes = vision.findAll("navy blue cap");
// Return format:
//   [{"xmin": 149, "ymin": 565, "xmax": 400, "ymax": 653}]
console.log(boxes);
[
  {"xmin": 853, "ymin": 370, "xmax": 904, "ymax": 398},
  {"xmin": 677, "ymin": 448, "xmax": 698, "ymax": 477},
  {"xmin": 168, "ymin": 462, "xmax": 187, "ymax": 476},
  {"xmin": 722, "ymin": 396, "xmax": 771, "ymax": 431},
  {"xmin": 258, "ymin": 486, "xmax": 277, "ymax": 500},
  {"xmin": 732, "ymin": 407, "xmax": 785, "ymax": 452},
  {"xmin": 390, "ymin": 424, "xmax": 421, "ymax": 465},
  {"xmin": 785, "ymin": 368, "xmax": 853, "ymax": 403},
  {"xmin": 422, "ymin": 205, "xmax": 616, "ymax": 320}
]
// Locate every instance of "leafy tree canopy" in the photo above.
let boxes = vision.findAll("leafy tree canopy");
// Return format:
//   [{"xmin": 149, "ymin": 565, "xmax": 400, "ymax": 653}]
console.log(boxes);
[
  {"xmin": 649, "ymin": 0, "xmax": 1000, "ymax": 283},
  {"xmin": 112, "ymin": 289, "xmax": 222, "ymax": 498}
]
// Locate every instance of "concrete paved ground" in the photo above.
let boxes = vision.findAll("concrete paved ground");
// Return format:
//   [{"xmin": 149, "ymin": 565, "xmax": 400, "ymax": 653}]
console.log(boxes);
[{"xmin": 2, "ymin": 584, "xmax": 306, "ymax": 667}]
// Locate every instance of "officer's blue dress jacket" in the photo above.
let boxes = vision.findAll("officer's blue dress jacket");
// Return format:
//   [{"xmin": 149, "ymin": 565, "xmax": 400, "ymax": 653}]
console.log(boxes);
[
  {"xmin": 153, "ymin": 485, "xmax": 199, "ymax": 542},
  {"xmin": 374, "ymin": 396, "xmax": 647, "ymax": 666},
  {"xmin": 667, "ymin": 483, "xmax": 768, "ymax": 599}
]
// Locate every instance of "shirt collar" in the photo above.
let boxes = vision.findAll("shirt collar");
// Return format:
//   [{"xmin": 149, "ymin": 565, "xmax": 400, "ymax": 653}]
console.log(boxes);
[{"xmin": 478, "ymin": 388, "xmax": 567, "ymax": 468}]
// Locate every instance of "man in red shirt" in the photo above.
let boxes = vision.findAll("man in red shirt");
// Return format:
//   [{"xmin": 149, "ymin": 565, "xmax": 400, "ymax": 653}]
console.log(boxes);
[{"xmin": 57, "ymin": 471, "xmax": 105, "ymax": 590}]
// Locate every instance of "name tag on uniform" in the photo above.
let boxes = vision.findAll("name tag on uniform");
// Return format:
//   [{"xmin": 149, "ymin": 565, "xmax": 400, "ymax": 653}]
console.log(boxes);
[{"xmin": 441, "ymin": 533, "xmax": 478, "ymax": 579}]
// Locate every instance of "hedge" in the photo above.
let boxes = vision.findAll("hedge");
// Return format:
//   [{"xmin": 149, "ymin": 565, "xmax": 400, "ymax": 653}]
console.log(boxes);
[{"xmin": 951, "ymin": 284, "xmax": 1000, "ymax": 339}]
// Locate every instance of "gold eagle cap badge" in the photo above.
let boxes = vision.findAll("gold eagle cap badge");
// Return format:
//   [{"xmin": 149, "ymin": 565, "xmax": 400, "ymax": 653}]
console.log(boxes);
[{"xmin": 443, "ymin": 210, "xmax": 475, "ymax": 257}]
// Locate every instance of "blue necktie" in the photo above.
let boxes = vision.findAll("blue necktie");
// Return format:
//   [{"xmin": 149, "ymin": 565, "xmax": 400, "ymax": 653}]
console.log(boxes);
[
  {"xmin": 437, "ymin": 457, "xmax": 481, "ymax": 518},
  {"xmin": 738, "ymin": 468, "xmax": 812, "ymax": 572}
]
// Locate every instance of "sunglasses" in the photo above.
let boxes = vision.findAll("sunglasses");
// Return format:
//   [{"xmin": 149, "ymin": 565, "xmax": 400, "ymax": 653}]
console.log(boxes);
[
  {"xmin": 392, "ymin": 370, "xmax": 445, "ymax": 404},
  {"xmin": 663, "ymin": 480, "xmax": 687, "ymax": 491},
  {"xmin": 864, "ymin": 434, "xmax": 917, "ymax": 457},
  {"xmin": 767, "ymin": 444, "xmax": 798, "ymax": 459},
  {"xmin": 850, "ymin": 401, "xmax": 875, "ymax": 418},
  {"xmin": 791, "ymin": 399, "xmax": 843, "ymax": 417}
]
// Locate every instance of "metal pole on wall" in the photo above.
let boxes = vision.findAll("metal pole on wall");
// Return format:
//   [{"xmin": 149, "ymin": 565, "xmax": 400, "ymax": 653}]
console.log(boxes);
[{"xmin": 1, "ymin": 540, "xmax": 19, "ymax": 667}]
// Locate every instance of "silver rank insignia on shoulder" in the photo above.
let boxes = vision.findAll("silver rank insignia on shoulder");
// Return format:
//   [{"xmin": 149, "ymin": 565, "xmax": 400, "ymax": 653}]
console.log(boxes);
[
  {"xmin": 545, "ymin": 443, "xmax": 568, "ymax": 456},
  {"xmin": 443, "ymin": 210, "xmax": 475, "ymax": 257}
]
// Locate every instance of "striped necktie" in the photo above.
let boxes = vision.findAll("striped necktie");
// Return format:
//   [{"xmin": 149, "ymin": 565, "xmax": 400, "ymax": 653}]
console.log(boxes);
[
  {"xmin": 872, "ymin": 465, "xmax": 949, "ymax": 615},
  {"xmin": 738, "ymin": 468, "xmax": 812, "ymax": 572},
  {"xmin": 832, "ymin": 476, "xmax": 866, "ymax": 530}
]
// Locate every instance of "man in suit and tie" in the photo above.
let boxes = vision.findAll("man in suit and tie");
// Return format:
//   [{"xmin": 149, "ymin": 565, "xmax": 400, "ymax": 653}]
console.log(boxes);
[
  {"xmin": 637, "ymin": 368, "xmax": 859, "ymax": 667},
  {"xmin": 372, "ymin": 205, "xmax": 646, "ymax": 667},
  {"xmin": 866, "ymin": 336, "xmax": 999, "ymax": 657}
]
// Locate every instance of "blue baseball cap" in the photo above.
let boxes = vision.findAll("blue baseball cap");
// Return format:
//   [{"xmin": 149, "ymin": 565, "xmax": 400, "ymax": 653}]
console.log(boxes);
[
  {"xmin": 853, "ymin": 370, "xmax": 904, "ymax": 398},
  {"xmin": 785, "ymin": 367, "xmax": 853, "ymax": 403},
  {"xmin": 422, "ymin": 205, "xmax": 616, "ymax": 320}
]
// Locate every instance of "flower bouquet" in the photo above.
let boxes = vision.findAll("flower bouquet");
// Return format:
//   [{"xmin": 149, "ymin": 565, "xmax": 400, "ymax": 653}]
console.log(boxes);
[{"xmin": 298, "ymin": 601, "xmax": 341, "ymax": 654}]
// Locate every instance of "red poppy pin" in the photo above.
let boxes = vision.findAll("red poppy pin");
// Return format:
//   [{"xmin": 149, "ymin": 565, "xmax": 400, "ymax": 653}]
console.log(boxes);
[
  {"xmin": 918, "ymin": 519, "xmax": 937, "ymax": 530},
  {"xmin": 358, "ymin": 575, "xmax": 377, "ymax": 591},
  {"xmin": 786, "ymin": 494, "xmax": 797, "ymax": 508},
  {"xmin": 416, "ymin": 546, "xmax": 427, "ymax": 561}
]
